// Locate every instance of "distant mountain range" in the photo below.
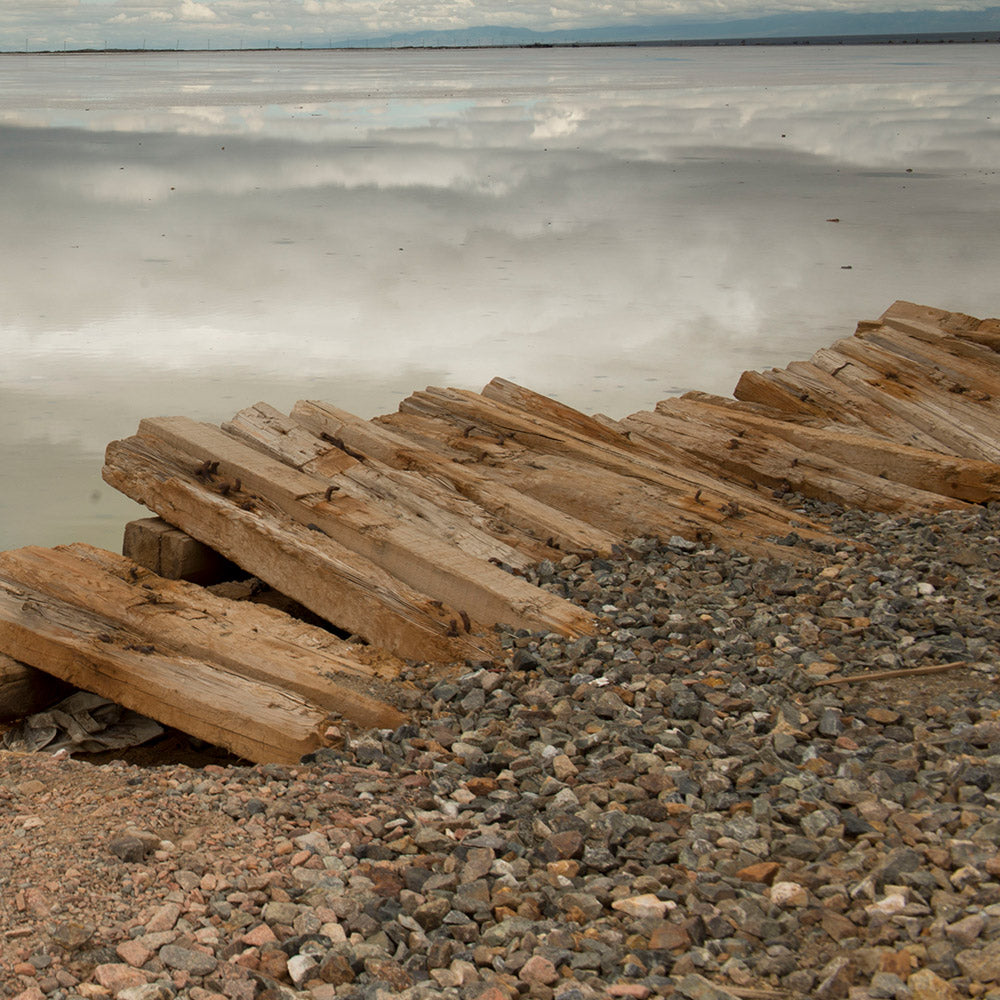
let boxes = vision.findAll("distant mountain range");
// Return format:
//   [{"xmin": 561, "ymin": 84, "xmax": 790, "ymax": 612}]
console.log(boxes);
[{"xmin": 332, "ymin": 8, "xmax": 1000, "ymax": 47}]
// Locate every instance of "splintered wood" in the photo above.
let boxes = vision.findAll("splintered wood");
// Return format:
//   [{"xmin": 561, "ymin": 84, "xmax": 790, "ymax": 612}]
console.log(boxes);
[{"xmin": 3, "ymin": 299, "xmax": 1000, "ymax": 763}]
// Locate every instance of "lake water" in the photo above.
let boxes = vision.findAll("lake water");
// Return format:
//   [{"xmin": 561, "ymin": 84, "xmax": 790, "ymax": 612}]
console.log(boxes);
[{"xmin": 1, "ymin": 46, "xmax": 999, "ymax": 552}]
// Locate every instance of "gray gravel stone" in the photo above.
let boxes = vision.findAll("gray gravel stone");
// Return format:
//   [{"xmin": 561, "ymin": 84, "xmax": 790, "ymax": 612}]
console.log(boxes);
[
  {"xmin": 11, "ymin": 498, "xmax": 1000, "ymax": 1000},
  {"xmin": 157, "ymin": 944, "xmax": 218, "ymax": 975}
]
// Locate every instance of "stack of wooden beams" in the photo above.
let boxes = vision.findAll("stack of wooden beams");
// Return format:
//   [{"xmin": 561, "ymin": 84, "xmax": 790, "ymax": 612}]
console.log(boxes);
[
  {"xmin": 2, "ymin": 300, "xmax": 1000, "ymax": 763},
  {"xmin": 619, "ymin": 301, "xmax": 1000, "ymax": 507}
]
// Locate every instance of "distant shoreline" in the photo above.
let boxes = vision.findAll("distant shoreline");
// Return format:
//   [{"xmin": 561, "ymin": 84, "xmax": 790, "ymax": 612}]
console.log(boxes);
[{"xmin": 2, "ymin": 31, "xmax": 999, "ymax": 55}]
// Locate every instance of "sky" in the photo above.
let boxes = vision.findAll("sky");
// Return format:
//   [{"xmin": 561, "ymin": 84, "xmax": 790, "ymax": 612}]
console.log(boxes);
[{"xmin": 0, "ymin": 0, "xmax": 996, "ymax": 51}]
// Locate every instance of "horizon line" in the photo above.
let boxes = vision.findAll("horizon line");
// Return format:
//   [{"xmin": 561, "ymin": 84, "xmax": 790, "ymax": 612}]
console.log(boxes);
[{"xmin": 3, "ymin": 29, "xmax": 1000, "ymax": 55}]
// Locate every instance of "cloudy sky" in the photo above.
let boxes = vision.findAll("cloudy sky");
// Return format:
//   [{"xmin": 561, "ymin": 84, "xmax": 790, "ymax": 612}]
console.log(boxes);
[{"xmin": 0, "ymin": 0, "xmax": 995, "ymax": 50}]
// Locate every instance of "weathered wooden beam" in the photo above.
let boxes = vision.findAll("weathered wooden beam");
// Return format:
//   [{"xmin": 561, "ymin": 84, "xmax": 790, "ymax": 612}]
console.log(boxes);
[
  {"xmin": 733, "ymin": 369, "xmax": 837, "ymax": 418},
  {"xmin": 953, "ymin": 324, "xmax": 1000, "ymax": 353},
  {"xmin": 738, "ymin": 363, "xmax": 877, "ymax": 425},
  {"xmin": 810, "ymin": 347, "xmax": 1000, "ymax": 462},
  {"xmin": 386, "ymin": 386, "xmax": 831, "ymax": 555},
  {"xmin": 834, "ymin": 332, "xmax": 1000, "ymax": 426},
  {"xmin": 3, "ymin": 543, "xmax": 406, "ymax": 729},
  {"xmin": 0, "ymin": 653, "xmax": 70, "ymax": 721},
  {"xmin": 373, "ymin": 415, "xmax": 816, "ymax": 559},
  {"xmin": 224, "ymin": 402, "xmax": 543, "ymax": 570},
  {"xmin": 481, "ymin": 377, "xmax": 633, "ymax": 447},
  {"xmin": 858, "ymin": 324, "xmax": 1000, "ymax": 400},
  {"xmin": 623, "ymin": 407, "xmax": 964, "ymax": 513},
  {"xmin": 103, "ymin": 433, "xmax": 495, "ymax": 664},
  {"xmin": 123, "ymin": 517, "xmax": 239, "ymax": 584},
  {"xmin": 879, "ymin": 300, "xmax": 985, "ymax": 341},
  {"xmin": 662, "ymin": 396, "xmax": 1000, "ymax": 504},
  {"xmin": 0, "ymin": 563, "xmax": 334, "ymax": 765},
  {"xmin": 292, "ymin": 399, "xmax": 619, "ymax": 556},
  {"xmin": 129, "ymin": 416, "xmax": 592, "ymax": 641},
  {"xmin": 877, "ymin": 301, "xmax": 1000, "ymax": 358},
  {"xmin": 395, "ymin": 386, "xmax": 707, "ymax": 493},
  {"xmin": 769, "ymin": 360, "xmax": 946, "ymax": 452}
]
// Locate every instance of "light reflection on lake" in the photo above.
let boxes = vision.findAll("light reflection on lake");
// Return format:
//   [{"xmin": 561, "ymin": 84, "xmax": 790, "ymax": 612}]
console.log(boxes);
[{"xmin": 1, "ymin": 46, "xmax": 999, "ymax": 551}]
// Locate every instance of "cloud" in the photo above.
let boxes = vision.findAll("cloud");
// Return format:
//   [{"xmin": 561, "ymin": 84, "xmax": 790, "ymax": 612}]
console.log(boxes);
[
  {"xmin": 110, "ymin": 6, "xmax": 175, "ymax": 23},
  {"xmin": 532, "ymin": 106, "xmax": 584, "ymax": 139},
  {"xmin": 179, "ymin": 0, "xmax": 217, "ymax": 21}
]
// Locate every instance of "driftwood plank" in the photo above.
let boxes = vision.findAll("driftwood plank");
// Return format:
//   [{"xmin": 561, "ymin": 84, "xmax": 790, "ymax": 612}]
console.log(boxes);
[
  {"xmin": 858, "ymin": 324, "xmax": 1000, "ymax": 400},
  {"xmin": 811, "ymin": 347, "xmax": 1000, "ymax": 462},
  {"xmin": 103, "ymin": 434, "xmax": 494, "ymax": 663},
  {"xmin": 379, "ymin": 410, "xmax": 824, "ymax": 558},
  {"xmin": 777, "ymin": 360, "xmax": 947, "ymax": 451},
  {"xmin": 481, "ymin": 377, "xmax": 633, "ymax": 447},
  {"xmin": 662, "ymin": 396, "xmax": 1000, "ymax": 504},
  {"xmin": 0, "ymin": 570, "xmax": 331, "ymax": 765},
  {"xmin": 292, "ymin": 399, "xmax": 620, "ymax": 556},
  {"xmin": 388, "ymin": 387, "xmax": 831, "ymax": 554},
  {"xmin": 2, "ymin": 544, "xmax": 405, "ymax": 730},
  {"xmin": 0, "ymin": 653, "xmax": 70, "ymax": 720},
  {"xmin": 623, "ymin": 407, "xmax": 964, "ymax": 513},
  {"xmin": 813, "ymin": 661, "xmax": 968, "ymax": 687},
  {"xmin": 132, "ymin": 417, "xmax": 593, "ymax": 641},
  {"xmin": 224, "ymin": 402, "xmax": 542, "ymax": 570},
  {"xmin": 879, "ymin": 300, "xmax": 986, "ymax": 342}
]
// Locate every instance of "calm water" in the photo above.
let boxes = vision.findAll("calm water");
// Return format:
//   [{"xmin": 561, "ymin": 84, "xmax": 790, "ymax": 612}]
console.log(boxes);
[{"xmin": 1, "ymin": 46, "xmax": 999, "ymax": 551}]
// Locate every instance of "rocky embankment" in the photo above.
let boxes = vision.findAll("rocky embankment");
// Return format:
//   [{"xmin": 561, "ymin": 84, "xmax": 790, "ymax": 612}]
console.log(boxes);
[{"xmin": 2, "ymin": 499, "xmax": 1000, "ymax": 1000}]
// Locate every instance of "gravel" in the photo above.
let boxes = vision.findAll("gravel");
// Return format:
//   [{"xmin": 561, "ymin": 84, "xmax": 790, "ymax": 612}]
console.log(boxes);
[{"xmin": 3, "ymin": 497, "xmax": 1000, "ymax": 1000}]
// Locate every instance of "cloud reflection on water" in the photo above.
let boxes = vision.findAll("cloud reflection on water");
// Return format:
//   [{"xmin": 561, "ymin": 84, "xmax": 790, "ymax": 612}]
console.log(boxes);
[{"xmin": 1, "ymin": 47, "xmax": 999, "ymax": 549}]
